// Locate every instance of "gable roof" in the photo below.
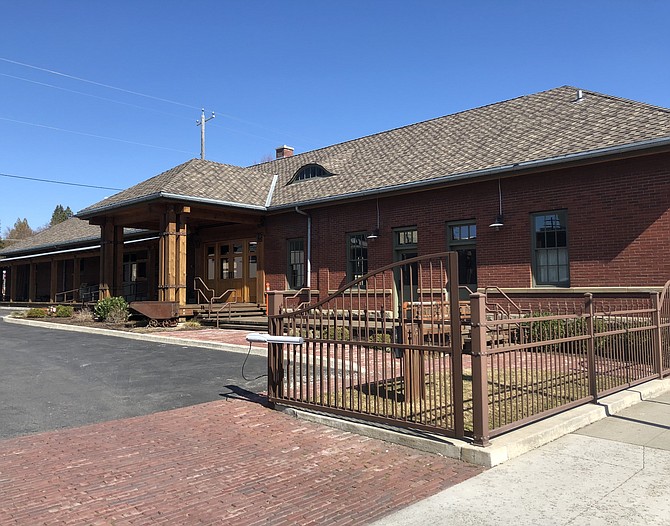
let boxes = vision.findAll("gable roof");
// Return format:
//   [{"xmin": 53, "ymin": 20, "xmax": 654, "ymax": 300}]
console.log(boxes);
[
  {"xmin": 261, "ymin": 86, "xmax": 670, "ymax": 207},
  {"xmin": 76, "ymin": 85, "xmax": 670, "ymax": 219},
  {"xmin": 79, "ymin": 158, "xmax": 274, "ymax": 218}
]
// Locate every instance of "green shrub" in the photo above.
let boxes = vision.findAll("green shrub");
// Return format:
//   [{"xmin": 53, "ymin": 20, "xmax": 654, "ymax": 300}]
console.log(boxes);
[
  {"xmin": 325, "ymin": 326, "xmax": 350, "ymax": 340},
  {"xmin": 94, "ymin": 296, "xmax": 129, "ymax": 323},
  {"xmin": 55, "ymin": 305, "xmax": 74, "ymax": 318},
  {"xmin": 26, "ymin": 308, "xmax": 48, "ymax": 318}
]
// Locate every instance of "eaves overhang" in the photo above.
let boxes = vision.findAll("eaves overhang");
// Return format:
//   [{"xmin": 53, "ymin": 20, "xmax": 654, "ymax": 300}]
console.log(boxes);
[
  {"xmin": 77, "ymin": 191, "xmax": 267, "ymax": 219},
  {"xmin": 267, "ymin": 135, "xmax": 670, "ymax": 211}
]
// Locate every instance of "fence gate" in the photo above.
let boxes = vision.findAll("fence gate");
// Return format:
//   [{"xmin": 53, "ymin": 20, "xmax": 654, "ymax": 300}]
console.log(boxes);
[{"xmin": 267, "ymin": 252, "xmax": 466, "ymax": 439}]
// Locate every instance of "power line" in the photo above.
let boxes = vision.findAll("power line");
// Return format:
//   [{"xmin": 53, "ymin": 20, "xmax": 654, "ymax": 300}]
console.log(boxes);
[
  {"xmin": 0, "ymin": 72, "xmax": 190, "ymax": 121},
  {"xmin": 0, "ymin": 171, "xmax": 123, "ymax": 191},
  {"xmin": 0, "ymin": 116, "xmax": 196, "ymax": 155},
  {"xmin": 0, "ymin": 56, "xmax": 314, "ymax": 145},
  {"xmin": 0, "ymin": 57, "xmax": 199, "ymax": 110}
]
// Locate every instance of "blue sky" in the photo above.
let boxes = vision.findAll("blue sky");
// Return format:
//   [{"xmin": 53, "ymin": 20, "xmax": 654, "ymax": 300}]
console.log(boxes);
[{"xmin": 1, "ymin": 1, "xmax": 669, "ymax": 234}]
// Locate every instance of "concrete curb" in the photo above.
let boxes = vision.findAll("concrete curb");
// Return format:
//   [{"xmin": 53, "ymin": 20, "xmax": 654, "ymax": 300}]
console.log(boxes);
[
  {"xmin": 279, "ymin": 377, "xmax": 670, "ymax": 467},
  {"xmin": 2, "ymin": 315, "xmax": 267, "ymax": 357}
]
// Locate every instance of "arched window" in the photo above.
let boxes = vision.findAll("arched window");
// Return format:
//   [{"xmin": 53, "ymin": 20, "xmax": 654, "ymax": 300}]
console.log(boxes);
[{"xmin": 288, "ymin": 163, "xmax": 333, "ymax": 184}]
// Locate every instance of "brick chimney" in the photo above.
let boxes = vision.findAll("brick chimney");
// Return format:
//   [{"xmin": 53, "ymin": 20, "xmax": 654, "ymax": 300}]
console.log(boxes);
[{"xmin": 275, "ymin": 145, "xmax": 294, "ymax": 159}]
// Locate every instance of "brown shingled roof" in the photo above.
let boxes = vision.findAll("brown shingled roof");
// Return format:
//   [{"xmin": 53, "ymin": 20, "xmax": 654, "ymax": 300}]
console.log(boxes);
[
  {"xmin": 261, "ymin": 86, "xmax": 670, "ymax": 207},
  {"xmin": 77, "ymin": 85, "xmax": 670, "ymax": 217},
  {"xmin": 79, "ymin": 158, "xmax": 275, "ymax": 217},
  {"xmin": 0, "ymin": 217, "xmax": 149, "ymax": 257}
]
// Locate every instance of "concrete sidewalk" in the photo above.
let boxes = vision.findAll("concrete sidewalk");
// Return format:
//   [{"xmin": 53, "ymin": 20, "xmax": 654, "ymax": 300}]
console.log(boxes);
[{"xmin": 374, "ymin": 390, "xmax": 670, "ymax": 526}]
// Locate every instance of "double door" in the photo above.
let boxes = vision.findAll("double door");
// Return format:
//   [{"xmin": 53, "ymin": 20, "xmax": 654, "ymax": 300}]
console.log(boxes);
[{"xmin": 205, "ymin": 239, "xmax": 258, "ymax": 303}]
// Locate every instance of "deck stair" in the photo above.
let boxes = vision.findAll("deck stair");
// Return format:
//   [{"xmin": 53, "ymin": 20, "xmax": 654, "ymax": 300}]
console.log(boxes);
[{"xmin": 195, "ymin": 302, "xmax": 267, "ymax": 330}]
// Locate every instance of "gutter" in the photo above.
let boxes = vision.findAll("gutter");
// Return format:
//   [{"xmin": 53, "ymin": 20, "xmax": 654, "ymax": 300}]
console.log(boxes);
[
  {"xmin": 77, "ymin": 191, "xmax": 267, "ymax": 219},
  {"xmin": 294, "ymin": 207, "xmax": 312, "ymax": 288},
  {"xmin": 0, "ymin": 236, "xmax": 160, "ymax": 263},
  {"xmin": 268, "ymin": 135, "xmax": 670, "ymax": 211}
]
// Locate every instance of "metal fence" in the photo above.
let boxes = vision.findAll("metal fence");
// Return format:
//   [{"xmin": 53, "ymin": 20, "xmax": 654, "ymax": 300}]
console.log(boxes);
[{"xmin": 267, "ymin": 256, "xmax": 670, "ymax": 446}]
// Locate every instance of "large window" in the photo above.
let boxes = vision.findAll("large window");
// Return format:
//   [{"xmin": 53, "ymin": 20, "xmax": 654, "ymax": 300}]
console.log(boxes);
[
  {"xmin": 447, "ymin": 221, "xmax": 477, "ymax": 293},
  {"xmin": 532, "ymin": 211, "xmax": 569, "ymax": 287},
  {"xmin": 287, "ymin": 238, "xmax": 305, "ymax": 289},
  {"xmin": 347, "ymin": 233, "xmax": 368, "ymax": 286}
]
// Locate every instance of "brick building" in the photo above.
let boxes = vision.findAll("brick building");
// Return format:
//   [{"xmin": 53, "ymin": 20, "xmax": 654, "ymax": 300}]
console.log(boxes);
[{"xmin": 2, "ymin": 86, "xmax": 670, "ymax": 306}]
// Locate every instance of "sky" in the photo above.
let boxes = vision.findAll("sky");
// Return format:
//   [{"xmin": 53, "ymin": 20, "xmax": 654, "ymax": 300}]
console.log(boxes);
[{"xmin": 1, "ymin": 1, "xmax": 669, "ymax": 236}]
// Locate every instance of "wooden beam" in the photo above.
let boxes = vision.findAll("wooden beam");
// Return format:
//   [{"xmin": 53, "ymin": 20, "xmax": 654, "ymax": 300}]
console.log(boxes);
[
  {"xmin": 50, "ymin": 260, "xmax": 58, "ymax": 302},
  {"xmin": 114, "ymin": 225, "xmax": 124, "ymax": 297},
  {"xmin": 28, "ymin": 262, "xmax": 36, "ymax": 302},
  {"xmin": 177, "ymin": 213, "xmax": 188, "ymax": 305},
  {"xmin": 9, "ymin": 266, "xmax": 17, "ymax": 302},
  {"xmin": 99, "ymin": 221, "xmax": 115, "ymax": 299}
]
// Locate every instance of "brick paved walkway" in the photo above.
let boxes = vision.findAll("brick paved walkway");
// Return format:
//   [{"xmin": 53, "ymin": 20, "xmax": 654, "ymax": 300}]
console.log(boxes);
[{"xmin": 0, "ymin": 399, "xmax": 483, "ymax": 525}]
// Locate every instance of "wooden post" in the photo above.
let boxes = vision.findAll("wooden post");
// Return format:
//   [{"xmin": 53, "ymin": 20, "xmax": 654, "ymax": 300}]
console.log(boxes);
[
  {"xmin": 470, "ymin": 292, "xmax": 490, "ymax": 446},
  {"xmin": 158, "ymin": 214, "xmax": 166, "ymax": 301},
  {"xmin": 50, "ymin": 260, "xmax": 58, "ymax": 302},
  {"xmin": 99, "ymin": 221, "xmax": 115, "ymax": 299},
  {"xmin": 28, "ymin": 262, "xmax": 36, "ymax": 302},
  {"xmin": 9, "ymin": 265, "xmax": 17, "ymax": 302},
  {"xmin": 114, "ymin": 225, "xmax": 124, "ymax": 298},
  {"xmin": 166, "ymin": 208, "xmax": 177, "ymax": 302},
  {"xmin": 176, "ymin": 209, "xmax": 188, "ymax": 306},
  {"xmin": 73, "ymin": 256, "xmax": 81, "ymax": 301}
]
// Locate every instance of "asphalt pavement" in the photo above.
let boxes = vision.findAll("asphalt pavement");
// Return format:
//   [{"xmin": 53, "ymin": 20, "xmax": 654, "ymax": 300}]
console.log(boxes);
[{"xmin": 0, "ymin": 312, "xmax": 267, "ymax": 439}]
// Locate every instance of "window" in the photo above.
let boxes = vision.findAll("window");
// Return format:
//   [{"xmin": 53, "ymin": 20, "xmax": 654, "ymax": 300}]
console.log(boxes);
[
  {"xmin": 447, "ymin": 221, "xmax": 477, "ymax": 292},
  {"xmin": 287, "ymin": 238, "xmax": 305, "ymax": 289},
  {"xmin": 532, "ymin": 211, "xmax": 569, "ymax": 286},
  {"xmin": 288, "ymin": 163, "xmax": 333, "ymax": 184},
  {"xmin": 394, "ymin": 228, "xmax": 418, "ymax": 300},
  {"xmin": 347, "ymin": 233, "xmax": 368, "ymax": 286}
]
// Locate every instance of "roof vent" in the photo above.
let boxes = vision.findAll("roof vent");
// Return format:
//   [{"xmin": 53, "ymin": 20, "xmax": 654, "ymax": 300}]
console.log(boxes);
[{"xmin": 575, "ymin": 89, "xmax": 584, "ymax": 102}]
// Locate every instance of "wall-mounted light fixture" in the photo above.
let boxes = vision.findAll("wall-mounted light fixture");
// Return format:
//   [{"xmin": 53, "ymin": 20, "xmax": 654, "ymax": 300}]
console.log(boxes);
[
  {"xmin": 367, "ymin": 199, "xmax": 381, "ymax": 240},
  {"xmin": 489, "ymin": 178, "xmax": 504, "ymax": 230}
]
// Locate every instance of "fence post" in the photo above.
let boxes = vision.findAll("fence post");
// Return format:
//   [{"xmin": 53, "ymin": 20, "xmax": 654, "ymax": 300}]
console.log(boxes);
[
  {"xmin": 470, "ymin": 292, "xmax": 489, "ymax": 446},
  {"xmin": 266, "ymin": 291, "xmax": 285, "ymax": 402},
  {"xmin": 651, "ymin": 291, "xmax": 663, "ymax": 379},
  {"xmin": 584, "ymin": 293, "xmax": 597, "ymax": 401}
]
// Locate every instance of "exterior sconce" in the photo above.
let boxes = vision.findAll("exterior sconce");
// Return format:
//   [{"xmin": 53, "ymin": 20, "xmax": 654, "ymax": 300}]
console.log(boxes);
[
  {"xmin": 490, "ymin": 178, "xmax": 504, "ymax": 230},
  {"xmin": 367, "ymin": 229, "xmax": 380, "ymax": 240}
]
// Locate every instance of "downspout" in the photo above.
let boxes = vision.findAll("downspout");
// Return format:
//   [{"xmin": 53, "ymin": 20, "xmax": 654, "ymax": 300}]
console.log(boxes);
[{"xmin": 294, "ymin": 206, "xmax": 311, "ymax": 289}]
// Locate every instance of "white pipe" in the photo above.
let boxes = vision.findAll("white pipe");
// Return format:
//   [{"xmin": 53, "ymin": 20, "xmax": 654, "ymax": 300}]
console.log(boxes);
[{"xmin": 294, "ymin": 207, "xmax": 311, "ymax": 288}]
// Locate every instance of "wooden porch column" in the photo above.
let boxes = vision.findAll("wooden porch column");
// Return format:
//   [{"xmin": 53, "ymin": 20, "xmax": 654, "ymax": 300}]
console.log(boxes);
[
  {"xmin": 9, "ymin": 265, "xmax": 17, "ymax": 302},
  {"xmin": 176, "ymin": 209, "xmax": 188, "ymax": 305},
  {"xmin": 73, "ymin": 256, "xmax": 81, "ymax": 301},
  {"xmin": 100, "ymin": 221, "xmax": 115, "ymax": 299},
  {"xmin": 50, "ymin": 259, "xmax": 58, "ymax": 302},
  {"xmin": 28, "ymin": 262, "xmax": 36, "ymax": 302},
  {"xmin": 158, "ymin": 206, "xmax": 188, "ymax": 305},
  {"xmin": 114, "ymin": 225, "xmax": 124, "ymax": 297}
]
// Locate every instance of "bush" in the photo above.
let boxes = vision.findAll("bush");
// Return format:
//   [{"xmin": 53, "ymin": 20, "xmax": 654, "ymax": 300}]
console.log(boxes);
[
  {"xmin": 55, "ymin": 305, "xmax": 74, "ymax": 318},
  {"xmin": 94, "ymin": 296, "xmax": 129, "ymax": 323},
  {"xmin": 26, "ymin": 308, "xmax": 48, "ymax": 318}
]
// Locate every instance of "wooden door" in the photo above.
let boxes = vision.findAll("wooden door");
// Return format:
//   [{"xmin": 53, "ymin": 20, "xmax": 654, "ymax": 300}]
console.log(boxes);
[{"xmin": 204, "ymin": 239, "xmax": 257, "ymax": 303}]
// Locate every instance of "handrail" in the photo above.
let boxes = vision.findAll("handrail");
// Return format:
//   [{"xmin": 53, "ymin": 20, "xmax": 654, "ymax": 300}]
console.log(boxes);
[
  {"xmin": 55, "ymin": 288, "xmax": 79, "ymax": 303},
  {"xmin": 194, "ymin": 277, "xmax": 214, "ymax": 305},
  {"xmin": 283, "ymin": 287, "xmax": 313, "ymax": 311},
  {"xmin": 483, "ymin": 286, "xmax": 526, "ymax": 319}
]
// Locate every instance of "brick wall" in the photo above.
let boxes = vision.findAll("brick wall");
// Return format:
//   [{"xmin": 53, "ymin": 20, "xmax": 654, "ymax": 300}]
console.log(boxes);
[{"xmin": 265, "ymin": 151, "xmax": 670, "ymax": 295}]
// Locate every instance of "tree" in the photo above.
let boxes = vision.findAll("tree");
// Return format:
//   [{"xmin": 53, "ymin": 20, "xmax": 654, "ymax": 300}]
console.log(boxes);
[
  {"xmin": 3, "ymin": 218, "xmax": 34, "ymax": 242},
  {"xmin": 49, "ymin": 205, "xmax": 73, "ymax": 227}
]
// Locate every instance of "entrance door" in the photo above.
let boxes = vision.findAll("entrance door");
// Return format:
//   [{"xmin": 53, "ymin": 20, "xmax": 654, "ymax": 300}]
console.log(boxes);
[
  {"xmin": 204, "ymin": 239, "xmax": 257, "ymax": 302},
  {"xmin": 447, "ymin": 222, "xmax": 477, "ymax": 300}
]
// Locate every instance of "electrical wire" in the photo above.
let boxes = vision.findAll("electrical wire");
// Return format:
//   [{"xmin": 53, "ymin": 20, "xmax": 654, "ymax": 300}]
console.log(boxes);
[
  {"xmin": 242, "ymin": 341, "xmax": 267, "ymax": 381},
  {"xmin": 0, "ymin": 171, "xmax": 123, "ymax": 191}
]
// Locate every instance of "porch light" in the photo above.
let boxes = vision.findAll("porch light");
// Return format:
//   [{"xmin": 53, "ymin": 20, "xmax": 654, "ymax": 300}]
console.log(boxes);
[
  {"xmin": 489, "ymin": 178, "xmax": 504, "ymax": 230},
  {"xmin": 367, "ymin": 229, "xmax": 380, "ymax": 240},
  {"xmin": 367, "ymin": 198, "xmax": 381, "ymax": 240}
]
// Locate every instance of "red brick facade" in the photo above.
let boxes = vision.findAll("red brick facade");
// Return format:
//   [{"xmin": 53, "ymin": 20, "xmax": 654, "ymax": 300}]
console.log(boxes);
[{"xmin": 264, "ymin": 151, "xmax": 670, "ymax": 295}]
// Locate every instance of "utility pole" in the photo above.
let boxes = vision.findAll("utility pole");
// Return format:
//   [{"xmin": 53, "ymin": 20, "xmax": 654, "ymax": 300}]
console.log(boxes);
[{"xmin": 196, "ymin": 109, "xmax": 215, "ymax": 160}]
